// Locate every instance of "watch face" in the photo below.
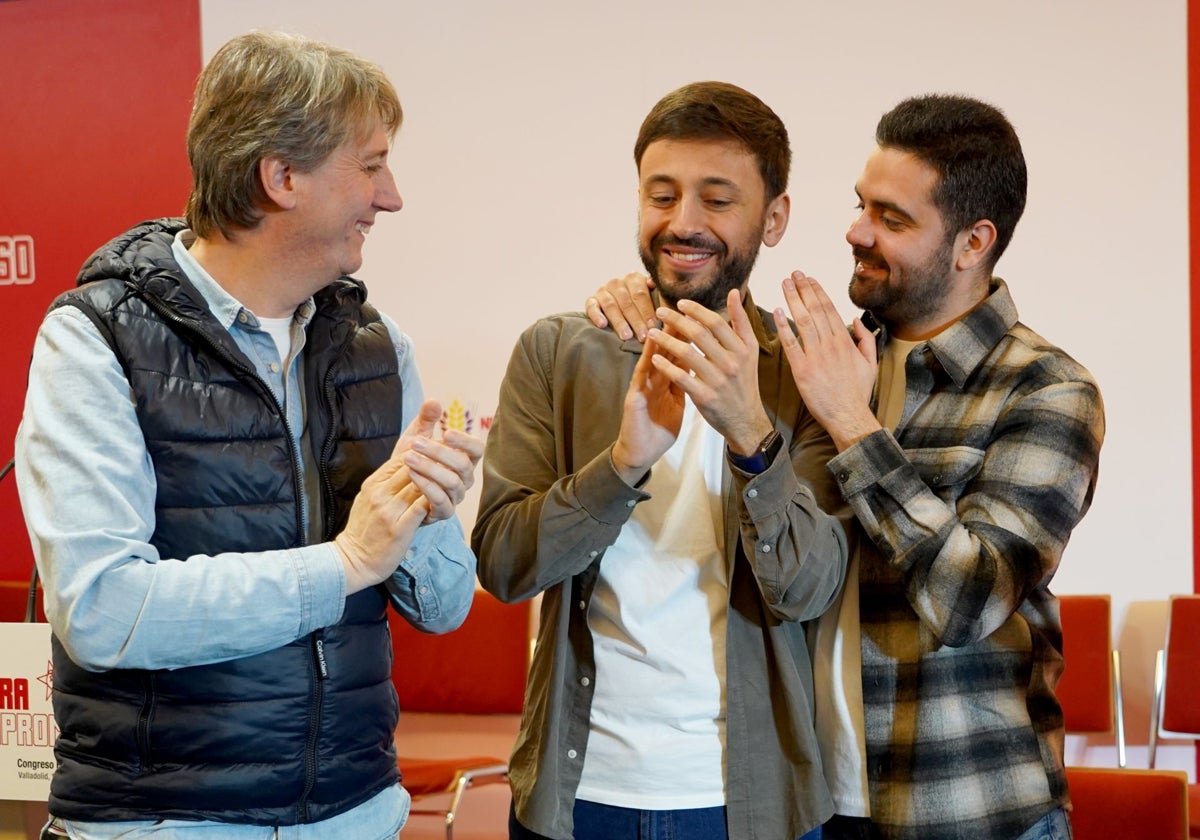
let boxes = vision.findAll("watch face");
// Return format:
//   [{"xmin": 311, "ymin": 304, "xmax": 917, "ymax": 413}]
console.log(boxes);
[{"xmin": 764, "ymin": 430, "xmax": 783, "ymax": 460}]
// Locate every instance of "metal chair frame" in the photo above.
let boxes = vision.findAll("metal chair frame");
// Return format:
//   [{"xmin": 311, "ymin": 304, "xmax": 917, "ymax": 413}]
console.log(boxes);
[{"xmin": 408, "ymin": 762, "xmax": 511, "ymax": 840}]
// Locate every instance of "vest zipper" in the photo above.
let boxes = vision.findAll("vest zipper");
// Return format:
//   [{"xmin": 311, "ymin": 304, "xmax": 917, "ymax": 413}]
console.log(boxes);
[
  {"xmin": 297, "ymin": 628, "xmax": 329, "ymax": 821},
  {"xmin": 136, "ymin": 672, "xmax": 156, "ymax": 773},
  {"xmin": 316, "ymin": 338, "xmax": 354, "ymax": 540}
]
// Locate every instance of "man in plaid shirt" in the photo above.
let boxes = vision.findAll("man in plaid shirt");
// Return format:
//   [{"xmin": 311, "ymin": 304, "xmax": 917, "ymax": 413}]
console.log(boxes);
[
  {"xmin": 590, "ymin": 94, "xmax": 1104, "ymax": 839},
  {"xmin": 775, "ymin": 94, "xmax": 1104, "ymax": 840}
]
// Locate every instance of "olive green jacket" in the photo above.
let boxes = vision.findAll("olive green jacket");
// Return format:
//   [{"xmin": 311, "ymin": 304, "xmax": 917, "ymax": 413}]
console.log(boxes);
[{"xmin": 473, "ymin": 293, "xmax": 850, "ymax": 840}]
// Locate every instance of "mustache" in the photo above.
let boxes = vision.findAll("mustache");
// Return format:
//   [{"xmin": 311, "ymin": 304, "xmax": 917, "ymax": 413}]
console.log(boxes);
[
  {"xmin": 852, "ymin": 246, "xmax": 891, "ymax": 270},
  {"xmin": 653, "ymin": 233, "xmax": 726, "ymax": 254}
]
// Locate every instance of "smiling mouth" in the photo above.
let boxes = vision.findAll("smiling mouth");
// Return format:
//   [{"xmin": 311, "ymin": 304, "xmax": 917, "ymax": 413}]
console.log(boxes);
[
  {"xmin": 662, "ymin": 248, "xmax": 717, "ymax": 273},
  {"xmin": 355, "ymin": 222, "xmax": 371, "ymax": 235},
  {"xmin": 853, "ymin": 253, "xmax": 888, "ymax": 277}
]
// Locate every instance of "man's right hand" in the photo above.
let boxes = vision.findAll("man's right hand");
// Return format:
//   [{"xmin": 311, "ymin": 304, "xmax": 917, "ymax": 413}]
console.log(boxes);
[
  {"xmin": 611, "ymin": 334, "xmax": 683, "ymax": 485},
  {"xmin": 585, "ymin": 272, "xmax": 656, "ymax": 342}
]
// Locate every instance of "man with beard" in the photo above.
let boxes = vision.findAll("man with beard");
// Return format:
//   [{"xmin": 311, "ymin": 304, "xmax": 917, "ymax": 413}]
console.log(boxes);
[
  {"xmin": 472, "ymin": 81, "xmax": 849, "ymax": 840},
  {"xmin": 589, "ymin": 95, "xmax": 1105, "ymax": 840}
]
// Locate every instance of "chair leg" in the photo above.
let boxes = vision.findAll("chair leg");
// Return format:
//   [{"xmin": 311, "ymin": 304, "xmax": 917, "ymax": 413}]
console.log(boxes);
[
  {"xmin": 1148, "ymin": 649, "xmax": 1165, "ymax": 769},
  {"xmin": 1112, "ymin": 649, "xmax": 1127, "ymax": 768},
  {"xmin": 442, "ymin": 764, "xmax": 509, "ymax": 840}
]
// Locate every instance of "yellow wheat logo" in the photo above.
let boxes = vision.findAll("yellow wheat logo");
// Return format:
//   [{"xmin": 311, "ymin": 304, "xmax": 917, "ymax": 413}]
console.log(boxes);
[
  {"xmin": 439, "ymin": 399, "xmax": 494, "ymax": 436},
  {"xmin": 441, "ymin": 400, "xmax": 470, "ymax": 434}
]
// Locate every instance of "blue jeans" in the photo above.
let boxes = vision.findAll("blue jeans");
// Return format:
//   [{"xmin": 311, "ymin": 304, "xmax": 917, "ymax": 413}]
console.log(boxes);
[
  {"xmin": 509, "ymin": 800, "xmax": 822, "ymax": 840},
  {"xmin": 1015, "ymin": 807, "xmax": 1073, "ymax": 840},
  {"xmin": 823, "ymin": 808, "xmax": 1070, "ymax": 840}
]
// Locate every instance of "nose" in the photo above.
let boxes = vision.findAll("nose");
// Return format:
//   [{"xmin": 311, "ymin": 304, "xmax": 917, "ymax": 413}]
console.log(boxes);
[
  {"xmin": 667, "ymin": 195, "xmax": 704, "ymax": 239},
  {"xmin": 375, "ymin": 165, "xmax": 403, "ymax": 213},
  {"xmin": 845, "ymin": 210, "xmax": 871, "ymax": 248}
]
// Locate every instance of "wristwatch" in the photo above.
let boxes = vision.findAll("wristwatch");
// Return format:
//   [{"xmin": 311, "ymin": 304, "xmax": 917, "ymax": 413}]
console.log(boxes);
[{"xmin": 727, "ymin": 429, "xmax": 783, "ymax": 475}]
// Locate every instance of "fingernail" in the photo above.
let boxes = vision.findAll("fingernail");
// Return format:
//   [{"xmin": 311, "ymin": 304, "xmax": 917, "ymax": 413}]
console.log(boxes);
[{"xmin": 620, "ymin": 328, "xmax": 632, "ymax": 340}]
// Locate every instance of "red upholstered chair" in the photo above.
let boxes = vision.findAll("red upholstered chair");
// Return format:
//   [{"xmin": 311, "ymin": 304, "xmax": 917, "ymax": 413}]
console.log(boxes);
[
  {"xmin": 1148, "ymin": 594, "xmax": 1200, "ymax": 838},
  {"xmin": 389, "ymin": 588, "xmax": 532, "ymax": 840},
  {"xmin": 1057, "ymin": 594, "xmax": 1127, "ymax": 766},
  {"xmin": 1065, "ymin": 766, "xmax": 1189, "ymax": 839}
]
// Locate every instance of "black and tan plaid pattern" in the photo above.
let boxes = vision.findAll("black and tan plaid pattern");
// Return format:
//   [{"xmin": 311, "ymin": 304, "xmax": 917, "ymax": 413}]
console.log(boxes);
[{"xmin": 829, "ymin": 280, "xmax": 1105, "ymax": 840}]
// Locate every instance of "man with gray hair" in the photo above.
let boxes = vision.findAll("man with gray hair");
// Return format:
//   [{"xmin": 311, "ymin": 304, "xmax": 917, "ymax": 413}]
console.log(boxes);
[{"xmin": 16, "ymin": 31, "xmax": 481, "ymax": 838}]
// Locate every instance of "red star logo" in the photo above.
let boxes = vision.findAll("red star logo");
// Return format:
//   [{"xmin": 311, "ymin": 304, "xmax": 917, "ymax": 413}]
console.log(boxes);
[{"xmin": 36, "ymin": 661, "xmax": 53, "ymax": 702}]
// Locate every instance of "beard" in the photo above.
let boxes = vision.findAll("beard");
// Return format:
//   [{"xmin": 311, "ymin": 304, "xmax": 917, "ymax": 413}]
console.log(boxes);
[
  {"xmin": 848, "ymin": 234, "xmax": 955, "ymax": 328},
  {"xmin": 639, "ymin": 229, "xmax": 762, "ymax": 313}
]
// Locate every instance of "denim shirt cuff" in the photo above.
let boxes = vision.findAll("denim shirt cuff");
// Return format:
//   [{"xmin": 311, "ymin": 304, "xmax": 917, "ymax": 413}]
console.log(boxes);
[{"xmin": 292, "ymin": 544, "xmax": 347, "ymax": 633}]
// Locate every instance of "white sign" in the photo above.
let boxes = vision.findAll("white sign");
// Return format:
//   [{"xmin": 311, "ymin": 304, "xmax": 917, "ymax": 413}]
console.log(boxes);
[{"xmin": 0, "ymin": 623, "xmax": 55, "ymax": 801}]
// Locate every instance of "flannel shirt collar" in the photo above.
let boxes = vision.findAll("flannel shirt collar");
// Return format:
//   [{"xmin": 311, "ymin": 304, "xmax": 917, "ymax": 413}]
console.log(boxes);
[{"xmin": 866, "ymin": 278, "xmax": 1019, "ymax": 389}]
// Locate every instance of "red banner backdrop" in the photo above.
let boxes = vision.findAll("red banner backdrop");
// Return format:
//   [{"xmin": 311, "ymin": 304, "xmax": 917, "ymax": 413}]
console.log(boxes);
[{"xmin": 0, "ymin": 0, "xmax": 201, "ymax": 585}]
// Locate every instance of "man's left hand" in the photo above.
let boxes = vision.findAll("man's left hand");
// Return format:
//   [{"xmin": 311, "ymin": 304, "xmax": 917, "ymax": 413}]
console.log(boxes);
[{"xmin": 398, "ymin": 400, "xmax": 485, "ymax": 523}]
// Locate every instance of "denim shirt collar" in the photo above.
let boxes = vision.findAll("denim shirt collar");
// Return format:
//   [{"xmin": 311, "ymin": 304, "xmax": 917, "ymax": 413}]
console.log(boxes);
[{"xmin": 170, "ymin": 230, "xmax": 318, "ymax": 332}]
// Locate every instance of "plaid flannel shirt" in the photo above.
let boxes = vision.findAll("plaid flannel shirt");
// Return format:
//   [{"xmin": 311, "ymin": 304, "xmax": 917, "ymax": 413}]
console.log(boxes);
[{"xmin": 828, "ymin": 279, "xmax": 1105, "ymax": 839}]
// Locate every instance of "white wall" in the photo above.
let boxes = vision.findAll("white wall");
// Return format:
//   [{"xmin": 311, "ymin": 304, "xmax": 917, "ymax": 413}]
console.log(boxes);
[{"xmin": 200, "ymin": 0, "xmax": 1192, "ymax": 774}]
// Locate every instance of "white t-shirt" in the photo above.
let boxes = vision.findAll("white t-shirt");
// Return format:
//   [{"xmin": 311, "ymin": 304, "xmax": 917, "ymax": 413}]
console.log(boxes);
[
  {"xmin": 257, "ymin": 315, "xmax": 296, "ymax": 365},
  {"xmin": 575, "ymin": 398, "xmax": 729, "ymax": 809}
]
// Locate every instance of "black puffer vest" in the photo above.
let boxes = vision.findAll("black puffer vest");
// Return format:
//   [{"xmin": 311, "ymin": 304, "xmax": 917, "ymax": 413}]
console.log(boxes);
[{"xmin": 46, "ymin": 219, "xmax": 403, "ymax": 825}]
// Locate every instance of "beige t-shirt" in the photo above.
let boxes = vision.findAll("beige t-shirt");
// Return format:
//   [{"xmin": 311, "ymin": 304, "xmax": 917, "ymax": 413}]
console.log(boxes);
[{"xmin": 812, "ymin": 336, "xmax": 920, "ymax": 816}]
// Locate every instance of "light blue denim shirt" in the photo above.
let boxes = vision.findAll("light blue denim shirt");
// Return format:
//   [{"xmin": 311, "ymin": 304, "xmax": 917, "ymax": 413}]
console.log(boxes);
[{"xmin": 16, "ymin": 231, "xmax": 475, "ymax": 838}]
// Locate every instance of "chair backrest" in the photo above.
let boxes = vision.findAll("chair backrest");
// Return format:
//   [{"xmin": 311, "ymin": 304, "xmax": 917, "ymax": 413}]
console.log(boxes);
[
  {"xmin": 389, "ymin": 587, "xmax": 530, "ymax": 715},
  {"xmin": 1161, "ymin": 594, "xmax": 1200, "ymax": 735},
  {"xmin": 1065, "ymin": 767, "xmax": 1189, "ymax": 840},
  {"xmin": 1057, "ymin": 595, "xmax": 1115, "ymax": 732}
]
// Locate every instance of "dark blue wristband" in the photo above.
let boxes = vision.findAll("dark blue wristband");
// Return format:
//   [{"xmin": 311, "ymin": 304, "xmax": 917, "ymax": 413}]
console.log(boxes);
[{"xmin": 727, "ymin": 430, "xmax": 783, "ymax": 475}]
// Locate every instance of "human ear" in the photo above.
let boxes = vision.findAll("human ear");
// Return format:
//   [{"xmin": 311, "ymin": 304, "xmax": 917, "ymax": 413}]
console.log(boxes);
[
  {"xmin": 762, "ymin": 193, "xmax": 791, "ymax": 247},
  {"xmin": 259, "ymin": 157, "xmax": 297, "ymax": 210},
  {"xmin": 955, "ymin": 220, "xmax": 997, "ymax": 271}
]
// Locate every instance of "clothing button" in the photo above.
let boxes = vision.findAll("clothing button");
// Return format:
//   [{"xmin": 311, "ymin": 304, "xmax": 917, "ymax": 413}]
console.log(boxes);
[
  {"xmin": 237, "ymin": 312, "xmax": 249, "ymax": 324},
  {"xmin": 580, "ymin": 676, "xmax": 590, "ymax": 687},
  {"xmin": 579, "ymin": 600, "xmax": 586, "ymax": 610},
  {"xmin": 837, "ymin": 470, "xmax": 850, "ymax": 482},
  {"xmin": 418, "ymin": 585, "xmax": 429, "ymax": 595},
  {"xmin": 747, "ymin": 488, "xmax": 758, "ymax": 499},
  {"xmin": 760, "ymin": 543, "xmax": 772, "ymax": 554},
  {"xmin": 588, "ymin": 550, "xmax": 599, "ymax": 558},
  {"xmin": 567, "ymin": 749, "xmax": 578, "ymax": 759},
  {"xmin": 625, "ymin": 500, "xmax": 636, "ymax": 508},
  {"xmin": 269, "ymin": 362, "xmax": 280, "ymax": 373}
]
